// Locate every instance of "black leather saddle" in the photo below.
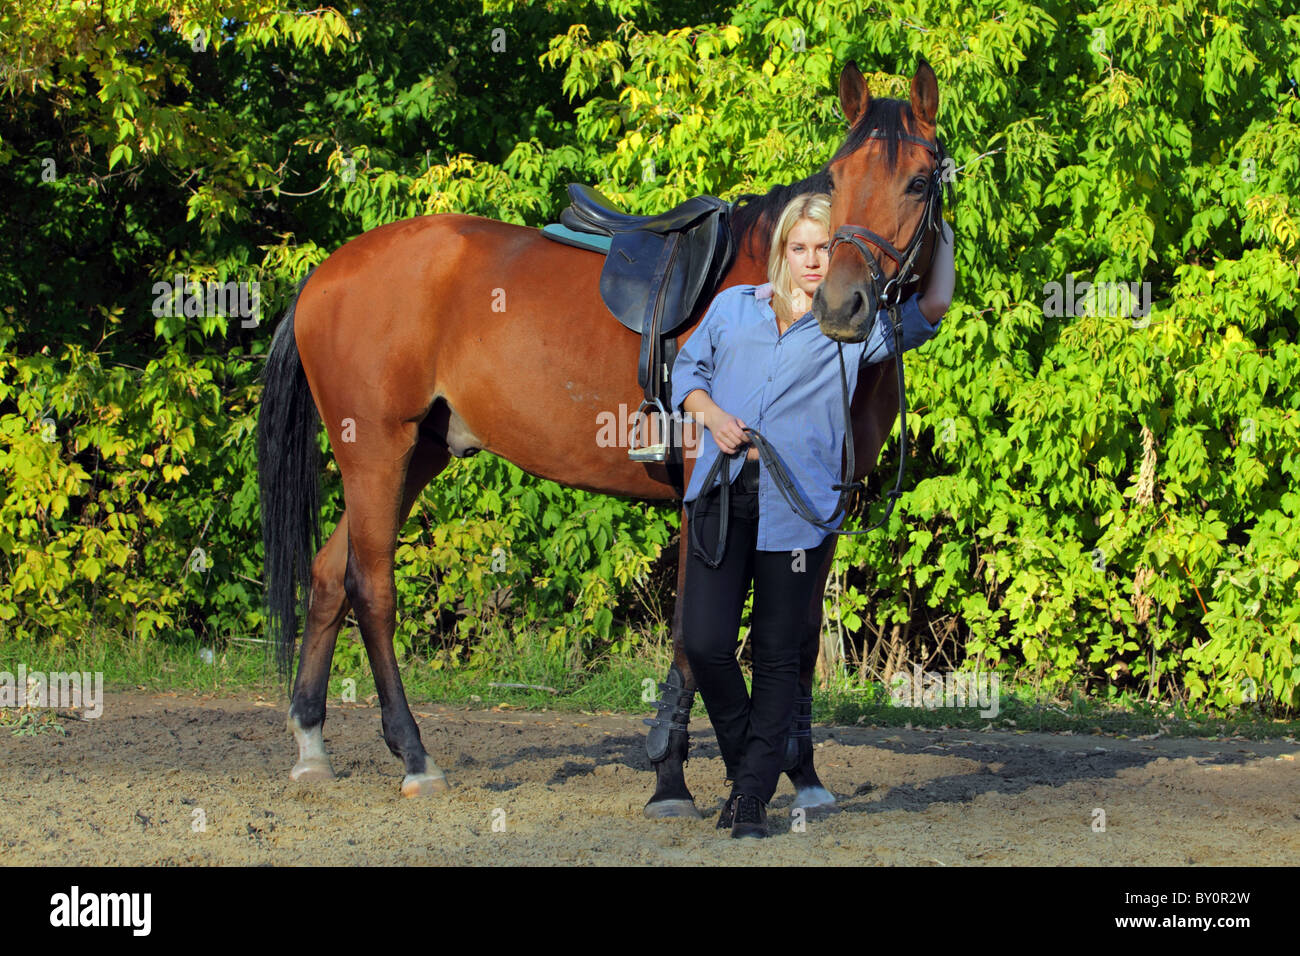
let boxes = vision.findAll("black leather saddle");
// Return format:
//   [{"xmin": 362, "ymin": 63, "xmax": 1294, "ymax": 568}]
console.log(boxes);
[
  {"xmin": 558, "ymin": 184, "xmax": 735, "ymax": 484},
  {"xmin": 561, "ymin": 184, "xmax": 734, "ymax": 336},
  {"xmin": 563, "ymin": 184, "xmax": 725, "ymax": 239}
]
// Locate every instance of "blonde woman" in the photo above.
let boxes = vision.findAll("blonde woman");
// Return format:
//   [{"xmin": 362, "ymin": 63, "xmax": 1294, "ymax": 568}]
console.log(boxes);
[{"xmin": 671, "ymin": 192, "xmax": 953, "ymax": 838}]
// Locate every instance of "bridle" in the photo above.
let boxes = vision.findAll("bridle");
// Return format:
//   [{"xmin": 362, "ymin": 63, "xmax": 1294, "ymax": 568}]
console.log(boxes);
[
  {"xmin": 689, "ymin": 127, "xmax": 946, "ymax": 569},
  {"xmin": 827, "ymin": 129, "xmax": 946, "ymax": 317}
]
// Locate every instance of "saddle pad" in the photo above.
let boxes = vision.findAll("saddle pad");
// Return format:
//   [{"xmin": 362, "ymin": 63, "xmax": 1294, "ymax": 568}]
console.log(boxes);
[{"xmin": 540, "ymin": 223, "xmax": 612, "ymax": 254}]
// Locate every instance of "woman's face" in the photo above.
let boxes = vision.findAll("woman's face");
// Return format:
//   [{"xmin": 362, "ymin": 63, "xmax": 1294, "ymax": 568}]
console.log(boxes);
[{"xmin": 785, "ymin": 218, "xmax": 830, "ymax": 304}]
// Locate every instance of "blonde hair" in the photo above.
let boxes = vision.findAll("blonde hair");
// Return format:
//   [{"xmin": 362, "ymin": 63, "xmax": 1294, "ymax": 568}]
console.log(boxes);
[{"xmin": 767, "ymin": 193, "xmax": 831, "ymax": 323}]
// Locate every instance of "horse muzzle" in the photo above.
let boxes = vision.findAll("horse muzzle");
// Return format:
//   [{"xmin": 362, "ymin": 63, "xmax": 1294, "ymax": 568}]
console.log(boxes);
[{"xmin": 812, "ymin": 282, "xmax": 883, "ymax": 343}]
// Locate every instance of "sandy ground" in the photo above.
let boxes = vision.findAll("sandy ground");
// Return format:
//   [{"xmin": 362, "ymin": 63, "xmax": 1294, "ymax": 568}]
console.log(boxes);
[{"xmin": 2, "ymin": 691, "xmax": 1297, "ymax": 865}]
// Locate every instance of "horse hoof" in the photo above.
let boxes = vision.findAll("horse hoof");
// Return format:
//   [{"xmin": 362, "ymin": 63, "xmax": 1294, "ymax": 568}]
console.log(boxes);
[
  {"xmin": 792, "ymin": 786, "xmax": 837, "ymax": 811},
  {"xmin": 401, "ymin": 770, "xmax": 449, "ymax": 798},
  {"xmin": 643, "ymin": 798, "xmax": 702, "ymax": 820},
  {"xmin": 289, "ymin": 756, "xmax": 337, "ymax": 782}
]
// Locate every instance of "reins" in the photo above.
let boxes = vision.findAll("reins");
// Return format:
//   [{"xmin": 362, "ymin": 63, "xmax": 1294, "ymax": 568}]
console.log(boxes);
[{"xmin": 689, "ymin": 129, "xmax": 944, "ymax": 569}]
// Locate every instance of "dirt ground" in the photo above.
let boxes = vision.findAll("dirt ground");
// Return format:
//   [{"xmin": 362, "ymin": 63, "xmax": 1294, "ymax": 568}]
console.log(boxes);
[{"xmin": 2, "ymin": 691, "xmax": 1297, "ymax": 865}]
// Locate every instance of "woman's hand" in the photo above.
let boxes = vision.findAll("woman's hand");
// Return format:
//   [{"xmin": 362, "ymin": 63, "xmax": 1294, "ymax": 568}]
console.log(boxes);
[
  {"xmin": 918, "ymin": 220, "xmax": 954, "ymax": 325},
  {"xmin": 682, "ymin": 389, "xmax": 749, "ymax": 455},
  {"xmin": 704, "ymin": 407, "xmax": 749, "ymax": 455}
]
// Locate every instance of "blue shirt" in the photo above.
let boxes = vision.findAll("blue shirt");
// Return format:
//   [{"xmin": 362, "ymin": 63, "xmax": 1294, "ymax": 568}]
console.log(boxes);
[{"xmin": 670, "ymin": 282, "xmax": 942, "ymax": 551}]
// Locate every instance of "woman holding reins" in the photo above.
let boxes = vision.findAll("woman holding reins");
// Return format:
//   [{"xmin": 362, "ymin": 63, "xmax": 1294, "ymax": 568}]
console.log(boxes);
[{"xmin": 671, "ymin": 191, "xmax": 955, "ymax": 838}]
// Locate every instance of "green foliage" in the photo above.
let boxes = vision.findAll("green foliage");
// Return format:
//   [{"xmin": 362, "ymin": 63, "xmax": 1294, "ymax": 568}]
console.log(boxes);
[
  {"xmin": 0, "ymin": 309, "xmax": 263, "ymax": 648},
  {"xmin": 0, "ymin": 709, "xmax": 68, "ymax": 738},
  {"xmin": 393, "ymin": 454, "xmax": 674, "ymax": 672},
  {"xmin": 1, "ymin": 0, "xmax": 1297, "ymax": 715}
]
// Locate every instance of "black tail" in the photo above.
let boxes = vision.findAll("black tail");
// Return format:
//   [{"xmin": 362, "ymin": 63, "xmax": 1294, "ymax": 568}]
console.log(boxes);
[{"xmin": 258, "ymin": 271, "xmax": 322, "ymax": 681}]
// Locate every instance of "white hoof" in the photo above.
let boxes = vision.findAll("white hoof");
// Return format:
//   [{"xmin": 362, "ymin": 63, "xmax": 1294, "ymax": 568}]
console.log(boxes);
[
  {"xmin": 643, "ymin": 798, "xmax": 701, "ymax": 820},
  {"xmin": 401, "ymin": 755, "xmax": 449, "ymax": 797},
  {"xmin": 290, "ymin": 755, "xmax": 336, "ymax": 782},
  {"xmin": 287, "ymin": 715, "xmax": 335, "ymax": 783},
  {"xmin": 792, "ymin": 785, "xmax": 837, "ymax": 810}
]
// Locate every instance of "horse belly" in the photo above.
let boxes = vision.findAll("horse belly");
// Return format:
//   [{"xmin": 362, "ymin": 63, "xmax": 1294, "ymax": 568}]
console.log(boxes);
[{"xmin": 299, "ymin": 214, "xmax": 689, "ymax": 500}]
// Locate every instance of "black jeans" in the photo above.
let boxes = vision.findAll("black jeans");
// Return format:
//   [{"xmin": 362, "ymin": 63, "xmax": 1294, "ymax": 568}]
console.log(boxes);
[{"xmin": 681, "ymin": 457, "xmax": 834, "ymax": 804}]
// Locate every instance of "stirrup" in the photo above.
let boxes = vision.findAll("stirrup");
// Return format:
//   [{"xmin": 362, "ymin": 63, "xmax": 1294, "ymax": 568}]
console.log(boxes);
[{"xmin": 628, "ymin": 396, "xmax": 671, "ymax": 462}]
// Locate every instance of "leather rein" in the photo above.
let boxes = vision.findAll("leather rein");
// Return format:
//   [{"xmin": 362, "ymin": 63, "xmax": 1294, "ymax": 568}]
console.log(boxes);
[{"xmin": 689, "ymin": 129, "xmax": 945, "ymax": 569}]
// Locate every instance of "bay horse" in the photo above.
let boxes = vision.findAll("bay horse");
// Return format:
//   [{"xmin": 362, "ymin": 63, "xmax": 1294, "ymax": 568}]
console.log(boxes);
[{"xmin": 258, "ymin": 58, "xmax": 948, "ymax": 815}]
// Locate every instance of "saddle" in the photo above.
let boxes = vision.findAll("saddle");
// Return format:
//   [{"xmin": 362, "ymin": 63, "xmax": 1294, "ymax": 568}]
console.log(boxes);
[{"xmin": 546, "ymin": 184, "xmax": 735, "ymax": 484}]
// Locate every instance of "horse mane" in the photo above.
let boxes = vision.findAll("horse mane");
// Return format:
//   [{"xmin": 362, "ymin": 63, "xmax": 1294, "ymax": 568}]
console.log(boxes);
[
  {"xmin": 728, "ymin": 166, "xmax": 833, "ymax": 264},
  {"xmin": 728, "ymin": 96, "xmax": 952, "ymax": 262}
]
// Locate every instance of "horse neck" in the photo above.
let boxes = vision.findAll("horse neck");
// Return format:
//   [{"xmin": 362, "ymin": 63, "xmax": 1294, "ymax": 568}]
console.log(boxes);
[{"xmin": 720, "ymin": 226, "xmax": 770, "ymax": 289}]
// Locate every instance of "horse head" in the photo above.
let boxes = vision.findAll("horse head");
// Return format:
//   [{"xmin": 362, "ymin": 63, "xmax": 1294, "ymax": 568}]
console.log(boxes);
[{"xmin": 813, "ymin": 58, "xmax": 947, "ymax": 342}]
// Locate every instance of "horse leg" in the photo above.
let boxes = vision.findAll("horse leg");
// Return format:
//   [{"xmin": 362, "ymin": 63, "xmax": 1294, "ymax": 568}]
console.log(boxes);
[
  {"xmin": 287, "ymin": 513, "xmax": 351, "ymax": 782},
  {"xmin": 784, "ymin": 539, "xmax": 838, "ymax": 810},
  {"xmin": 643, "ymin": 513, "xmax": 703, "ymax": 819},
  {"xmin": 286, "ymin": 436, "xmax": 452, "ymax": 786},
  {"xmin": 333, "ymin": 425, "xmax": 450, "ymax": 796}
]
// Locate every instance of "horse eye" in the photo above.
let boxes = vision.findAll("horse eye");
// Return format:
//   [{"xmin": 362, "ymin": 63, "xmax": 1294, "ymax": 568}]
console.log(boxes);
[{"xmin": 908, "ymin": 177, "xmax": 926, "ymax": 194}]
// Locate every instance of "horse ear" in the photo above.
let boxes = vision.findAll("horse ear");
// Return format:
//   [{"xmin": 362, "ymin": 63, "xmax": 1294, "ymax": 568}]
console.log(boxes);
[
  {"xmin": 838, "ymin": 60, "xmax": 870, "ymax": 127},
  {"xmin": 909, "ymin": 57, "xmax": 939, "ymax": 129}
]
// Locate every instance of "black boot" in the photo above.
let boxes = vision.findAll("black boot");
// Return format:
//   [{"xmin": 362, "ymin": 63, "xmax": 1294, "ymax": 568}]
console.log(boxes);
[
  {"xmin": 730, "ymin": 793, "xmax": 768, "ymax": 839},
  {"xmin": 716, "ymin": 792, "xmax": 738, "ymax": 830}
]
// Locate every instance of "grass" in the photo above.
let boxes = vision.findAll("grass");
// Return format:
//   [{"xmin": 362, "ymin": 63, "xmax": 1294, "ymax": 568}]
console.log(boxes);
[
  {"xmin": 3, "ymin": 629, "xmax": 1298, "ymax": 741},
  {"xmin": 815, "ymin": 679, "xmax": 1300, "ymax": 740},
  {"xmin": 0, "ymin": 708, "xmax": 69, "ymax": 738}
]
